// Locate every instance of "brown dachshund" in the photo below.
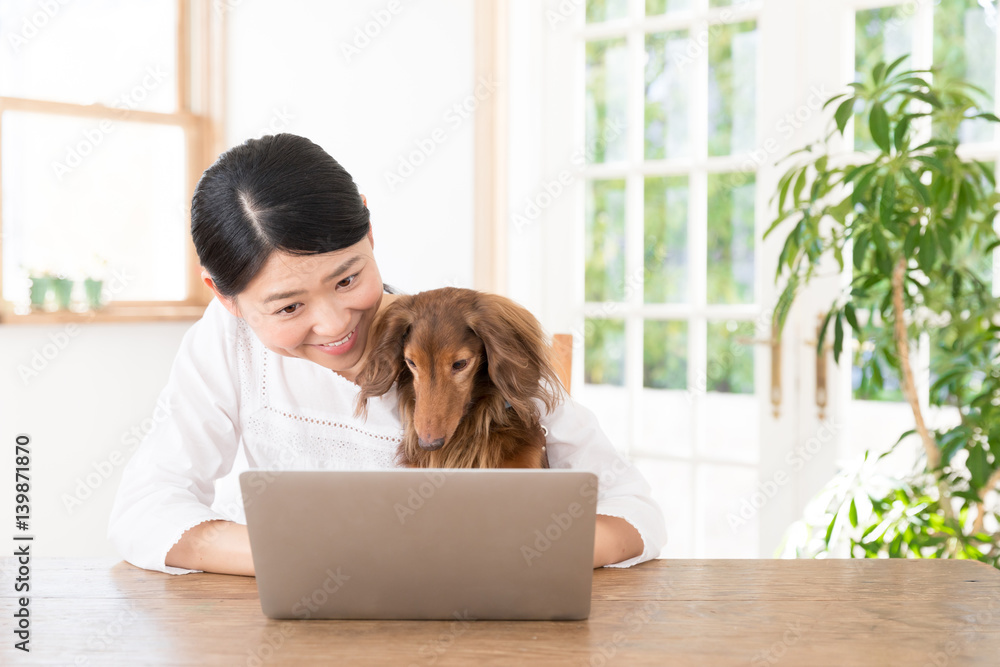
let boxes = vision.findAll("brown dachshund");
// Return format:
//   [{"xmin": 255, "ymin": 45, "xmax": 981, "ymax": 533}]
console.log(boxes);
[{"xmin": 355, "ymin": 287, "xmax": 564, "ymax": 468}]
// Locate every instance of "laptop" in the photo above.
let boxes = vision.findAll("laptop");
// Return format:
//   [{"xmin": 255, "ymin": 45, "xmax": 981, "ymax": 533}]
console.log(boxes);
[{"xmin": 239, "ymin": 469, "xmax": 598, "ymax": 621}]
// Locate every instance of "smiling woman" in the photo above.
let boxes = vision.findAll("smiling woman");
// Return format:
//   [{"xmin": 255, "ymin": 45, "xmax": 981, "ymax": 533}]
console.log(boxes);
[
  {"xmin": 217, "ymin": 246, "xmax": 387, "ymax": 382},
  {"xmin": 190, "ymin": 134, "xmax": 391, "ymax": 381},
  {"xmin": 107, "ymin": 133, "xmax": 666, "ymax": 576}
]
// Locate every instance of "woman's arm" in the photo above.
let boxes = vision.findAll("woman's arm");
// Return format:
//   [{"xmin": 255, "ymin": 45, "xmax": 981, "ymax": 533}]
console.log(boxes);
[
  {"xmin": 165, "ymin": 520, "xmax": 255, "ymax": 576},
  {"xmin": 541, "ymin": 397, "xmax": 667, "ymax": 568},
  {"xmin": 593, "ymin": 515, "xmax": 644, "ymax": 568},
  {"xmin": 108, "ymin": 300, "xmax": 245, "ymax": 575}
]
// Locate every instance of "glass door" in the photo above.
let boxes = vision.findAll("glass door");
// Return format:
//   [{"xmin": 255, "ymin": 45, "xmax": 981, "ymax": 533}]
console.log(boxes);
[{"xmin": 570, "ymin": 0, "xmax": 781, "ymax": 558}]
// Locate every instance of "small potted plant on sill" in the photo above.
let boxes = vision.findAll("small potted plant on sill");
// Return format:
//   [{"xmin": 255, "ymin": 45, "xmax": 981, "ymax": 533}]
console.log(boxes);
[
  {"xmin": 83, "ymin": 254, "xmax": 110, "ymax": 311},
  {"xmin": 51, "ymin": 273, "xmax": 74, "ymax": 310},
  {"xmin": 767, "ymin": 56, "xmax": 1000, "ymax": 567},
  {"xmin": 27, "ymin": 269, "xmax": 54, "ymax": 311}
]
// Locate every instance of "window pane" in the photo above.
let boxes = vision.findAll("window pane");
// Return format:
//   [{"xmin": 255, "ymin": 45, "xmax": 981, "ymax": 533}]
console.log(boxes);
[
  {"xmin": 585, "ymin": 179, "xmax": 626, "ymax": 302},
  {"xmin": 708, "ymin": 20, "xmax": 757, "ymax": 157},
  {"xmin": 644, "ymin": 320, "xmax": 687, "ymax": 389},
  {"xmin": 641, "ymin": 392, "xmax": 693, "ymax": 459},
  {"xmin": 0, "ymin": 0, "xmax": 177, "ymax": 113},
  {"xmin": 706, "ymin": 320, "xmax": 754, "ymax": 394},
  {"xmin": 855, "ymin": 7, "xmax": 914, "ymax": 151},
  {"xmin": 585, "ymin": 38, "xmax": 628, "ymax": 164},
  {"xmin": 645, "ymin": 31, "xmax": 692, "ymax": 160},
  {"xmin": 934, "ymin": 0, "xmax": 996, "ymax": 143},
  {"xmin": 584, "ymin": 318, "xmax": 625, "ymax": 386},
  {"xmin": 587, "ymin": 0, "xmax": 628, "ymax": 23},
  {"xmin": 852, "ymin": 325, "xmax": 903, "ymax": 402},
  {"xmin": 644, "ymin": 176, "xmax": 688, "ymax": 303},
  {"xmin": 646, "ymin": 0, "xmax": 691, "ymax": 15},
  {"xmin": 2, "ymin": 113, "xmax": 188, "ymax": 303},
  {"xmin": 707, "ymin": 172, "xmax": 755, "ymax": 304}
]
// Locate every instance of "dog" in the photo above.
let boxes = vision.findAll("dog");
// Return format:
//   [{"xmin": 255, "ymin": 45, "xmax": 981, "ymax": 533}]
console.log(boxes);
[{"xmin": 355, "ymin": 287, "xmax": 564, "ymax": 468}]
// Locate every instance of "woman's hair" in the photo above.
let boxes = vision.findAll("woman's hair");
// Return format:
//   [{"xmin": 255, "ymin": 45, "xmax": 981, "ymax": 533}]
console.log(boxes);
[{"xmin": 190, "ymin": 133, "xmax": 371, "ymax": 298}]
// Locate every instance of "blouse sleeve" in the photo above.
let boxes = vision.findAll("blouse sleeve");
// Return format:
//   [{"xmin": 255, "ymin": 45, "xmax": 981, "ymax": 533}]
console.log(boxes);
[
  {"xmin": 541, "ymin": 397, "xmax": 667, "ymax": 568},
  {"xmin": 107, "ymin": 300, "xmax": 243, "ymax": 575}
]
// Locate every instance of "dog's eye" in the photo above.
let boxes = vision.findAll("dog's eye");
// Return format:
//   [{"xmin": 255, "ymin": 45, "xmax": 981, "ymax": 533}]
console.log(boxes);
[
  {"xmin": 405, "ymin": 358, "xmax": 416, "ymax": 369},
  {"xmin": 452, "ymin": 359, "xmax": 468, "ymax": 371}
]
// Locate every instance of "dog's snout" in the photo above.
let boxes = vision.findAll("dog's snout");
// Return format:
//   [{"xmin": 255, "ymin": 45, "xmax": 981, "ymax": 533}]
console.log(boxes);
[{"xmin": 418, "ymin": 436, "xmax": 446, "ymax": 451}]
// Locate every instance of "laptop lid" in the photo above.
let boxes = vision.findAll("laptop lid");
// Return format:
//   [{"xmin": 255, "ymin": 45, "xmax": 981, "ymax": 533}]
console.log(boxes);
[{"xmin": 240, "ymin": 469, "xmax": 597, "ymax": 621}]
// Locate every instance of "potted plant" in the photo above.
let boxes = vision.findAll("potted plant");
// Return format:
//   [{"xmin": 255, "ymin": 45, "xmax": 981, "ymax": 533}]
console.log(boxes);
[
  {"xmin": 767, "ymin": 56, "xmax": 1000, "ymax": 566},
  {"xmin": 27, "ymin": 270, "xmax": 54, "ymax": 310},
  {"xmin": 51, "ymin": 274, "xmax": 74, "ymax": 310}
]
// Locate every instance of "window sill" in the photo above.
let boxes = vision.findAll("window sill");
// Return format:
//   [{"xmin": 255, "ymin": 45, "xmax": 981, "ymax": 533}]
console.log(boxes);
[{"xmin": 0, "ymin": 303, "xmax": 209, "ymax": 325}]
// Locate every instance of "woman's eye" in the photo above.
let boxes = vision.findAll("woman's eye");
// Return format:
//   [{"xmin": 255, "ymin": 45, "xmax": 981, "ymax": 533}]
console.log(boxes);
[
  {"xmin": 337, "ymin": 274, "xmax": 357, "ymax": 288},
  {"xmin": 276, "ymin": 303, "xmax": 300, "ymax": 315},
  {"xmin": 452, "ymin": 359, "xmax": 468, "ymax": 371}
]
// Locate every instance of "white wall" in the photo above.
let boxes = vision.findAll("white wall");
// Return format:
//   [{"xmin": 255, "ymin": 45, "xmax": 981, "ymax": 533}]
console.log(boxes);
[
  {"xmin": 0, "ymin": 322, "xmax": 192, "ymax": 557},
  {"xmin": 0, "ymin": 0, "xmax": 476, "ymax": 558},
  {"xmin": 225, "ymin": 0, "xmax": 475, "ymax": 293}
]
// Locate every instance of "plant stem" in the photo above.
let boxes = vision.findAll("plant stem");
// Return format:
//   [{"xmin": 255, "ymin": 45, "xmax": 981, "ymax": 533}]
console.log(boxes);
[{"xmin": 891, "ymin": 258, "xmax": 955, "ymax": 522}]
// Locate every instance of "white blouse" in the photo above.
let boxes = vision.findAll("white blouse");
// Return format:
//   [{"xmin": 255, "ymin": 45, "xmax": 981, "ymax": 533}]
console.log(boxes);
[{"xmin": 107, "ymin": 299, "xmax": 667, "ymax": 574}]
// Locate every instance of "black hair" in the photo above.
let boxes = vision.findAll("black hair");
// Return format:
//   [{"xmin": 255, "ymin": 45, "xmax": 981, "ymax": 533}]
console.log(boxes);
[{"xmin": 190, "ymin": 133, "xmax": 371, "ymax": 298}]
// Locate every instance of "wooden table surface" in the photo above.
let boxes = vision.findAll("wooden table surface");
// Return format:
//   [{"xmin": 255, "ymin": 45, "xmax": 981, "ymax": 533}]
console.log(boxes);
[{"xmin": 1, "ymin": 557, "xmax": 999, "ymax": 666}]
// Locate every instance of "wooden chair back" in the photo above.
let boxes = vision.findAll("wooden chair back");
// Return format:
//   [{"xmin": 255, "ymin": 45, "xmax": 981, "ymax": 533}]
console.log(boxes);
[{"xmin": 550, "ymin": 333, "xmax": 573, "ymax": 393}]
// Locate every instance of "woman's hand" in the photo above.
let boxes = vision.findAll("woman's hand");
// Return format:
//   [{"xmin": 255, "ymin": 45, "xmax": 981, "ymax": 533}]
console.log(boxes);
[
  {"xmin": 165, "ymin": 520, "xmax": 255, "ymax": 576},
  {"xmin": 593, "ymin": 514, "xmax": 644, "ymax": 568}
]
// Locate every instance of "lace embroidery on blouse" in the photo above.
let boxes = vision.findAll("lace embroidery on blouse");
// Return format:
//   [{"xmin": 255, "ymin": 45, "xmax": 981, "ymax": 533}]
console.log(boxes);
[{"xmin": 233, "ymin": 317, "xmax": 402, "ymax": 470}]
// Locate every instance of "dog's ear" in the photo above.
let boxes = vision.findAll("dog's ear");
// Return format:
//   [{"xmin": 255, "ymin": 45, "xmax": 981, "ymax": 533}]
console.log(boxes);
[
  {"xmin": 469, "ymin": 293, "xmax": 563, "ymax": 424},
  {"xmin": 354, "ymin": 296, "xmax": 414, "ymax": 419}
]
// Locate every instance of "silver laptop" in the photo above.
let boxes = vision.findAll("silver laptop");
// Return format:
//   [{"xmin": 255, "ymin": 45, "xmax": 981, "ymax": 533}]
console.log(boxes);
[{"xmin": 239, "ymin": 469, "xmax": 598, "ymax": 620}]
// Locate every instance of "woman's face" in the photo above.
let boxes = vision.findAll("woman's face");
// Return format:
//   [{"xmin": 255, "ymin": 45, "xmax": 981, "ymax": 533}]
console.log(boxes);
[{"xmin": 217, "ymin": 231, "xmax": 384, "ymax": 382}]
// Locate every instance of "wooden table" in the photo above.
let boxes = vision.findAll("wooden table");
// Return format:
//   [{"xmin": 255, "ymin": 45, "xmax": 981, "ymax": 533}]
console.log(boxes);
[{"xmin": 2, "ymin": 558, "xmax": 999, "ymax": 665}]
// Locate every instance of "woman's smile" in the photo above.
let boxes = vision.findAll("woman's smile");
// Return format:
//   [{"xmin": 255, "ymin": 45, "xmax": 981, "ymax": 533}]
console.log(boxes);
[
  {"xmin": 309, "ymin": 326, "xmax": 358, "ymax": 355},
  {"xmin": 215, "ymin": 233, "xmax": 389, "ymax": 381}
]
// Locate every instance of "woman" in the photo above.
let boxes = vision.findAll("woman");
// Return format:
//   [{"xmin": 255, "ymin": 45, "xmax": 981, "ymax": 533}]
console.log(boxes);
[{"xmin": 108, "ymin": 133, "xmax": 666, "ymax": 575}]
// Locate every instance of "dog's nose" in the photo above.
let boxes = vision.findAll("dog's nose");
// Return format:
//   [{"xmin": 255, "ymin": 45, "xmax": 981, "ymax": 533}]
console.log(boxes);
[{"xmin": 418, "ymin": 436, "xmax": 445, "ymax": 451}]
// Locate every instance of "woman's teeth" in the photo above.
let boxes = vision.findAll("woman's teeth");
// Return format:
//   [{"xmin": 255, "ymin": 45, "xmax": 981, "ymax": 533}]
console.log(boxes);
[{"xmin": 319, "ymin": 330, "xmax": 354, "ymax": 347}]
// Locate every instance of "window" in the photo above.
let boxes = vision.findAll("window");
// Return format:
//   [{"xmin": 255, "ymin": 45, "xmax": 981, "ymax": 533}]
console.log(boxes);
[
  {"xmin": 0, "ymin": 0, "xmax": 221, "ymax": 322},
  {"xmin": 574, "ymin": 0, "xmax": 765, "ymax": 558}
]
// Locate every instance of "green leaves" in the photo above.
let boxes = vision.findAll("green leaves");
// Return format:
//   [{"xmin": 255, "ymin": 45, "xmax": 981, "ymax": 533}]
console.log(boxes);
[
  {"xmin": 766, "ymin": 56, "xmax": 1000, "ymax": 569},
  {"xmin": 893, "ymin": 114, "xmax": 912, "ymax": 151},
  {"xmin": 918, "ymin": 226, "xmax": 937, "ymax": 271},
  {"xmin": 835, "ymin": 97, "xmax": 856, "ymax": 135},
  {"xmin": 879, "ymin": 172, "xmax": 896, "ymax": 226},
  {"xmin": 869, "ymin": 102, "xmax": 891, "ymax": 152}
]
